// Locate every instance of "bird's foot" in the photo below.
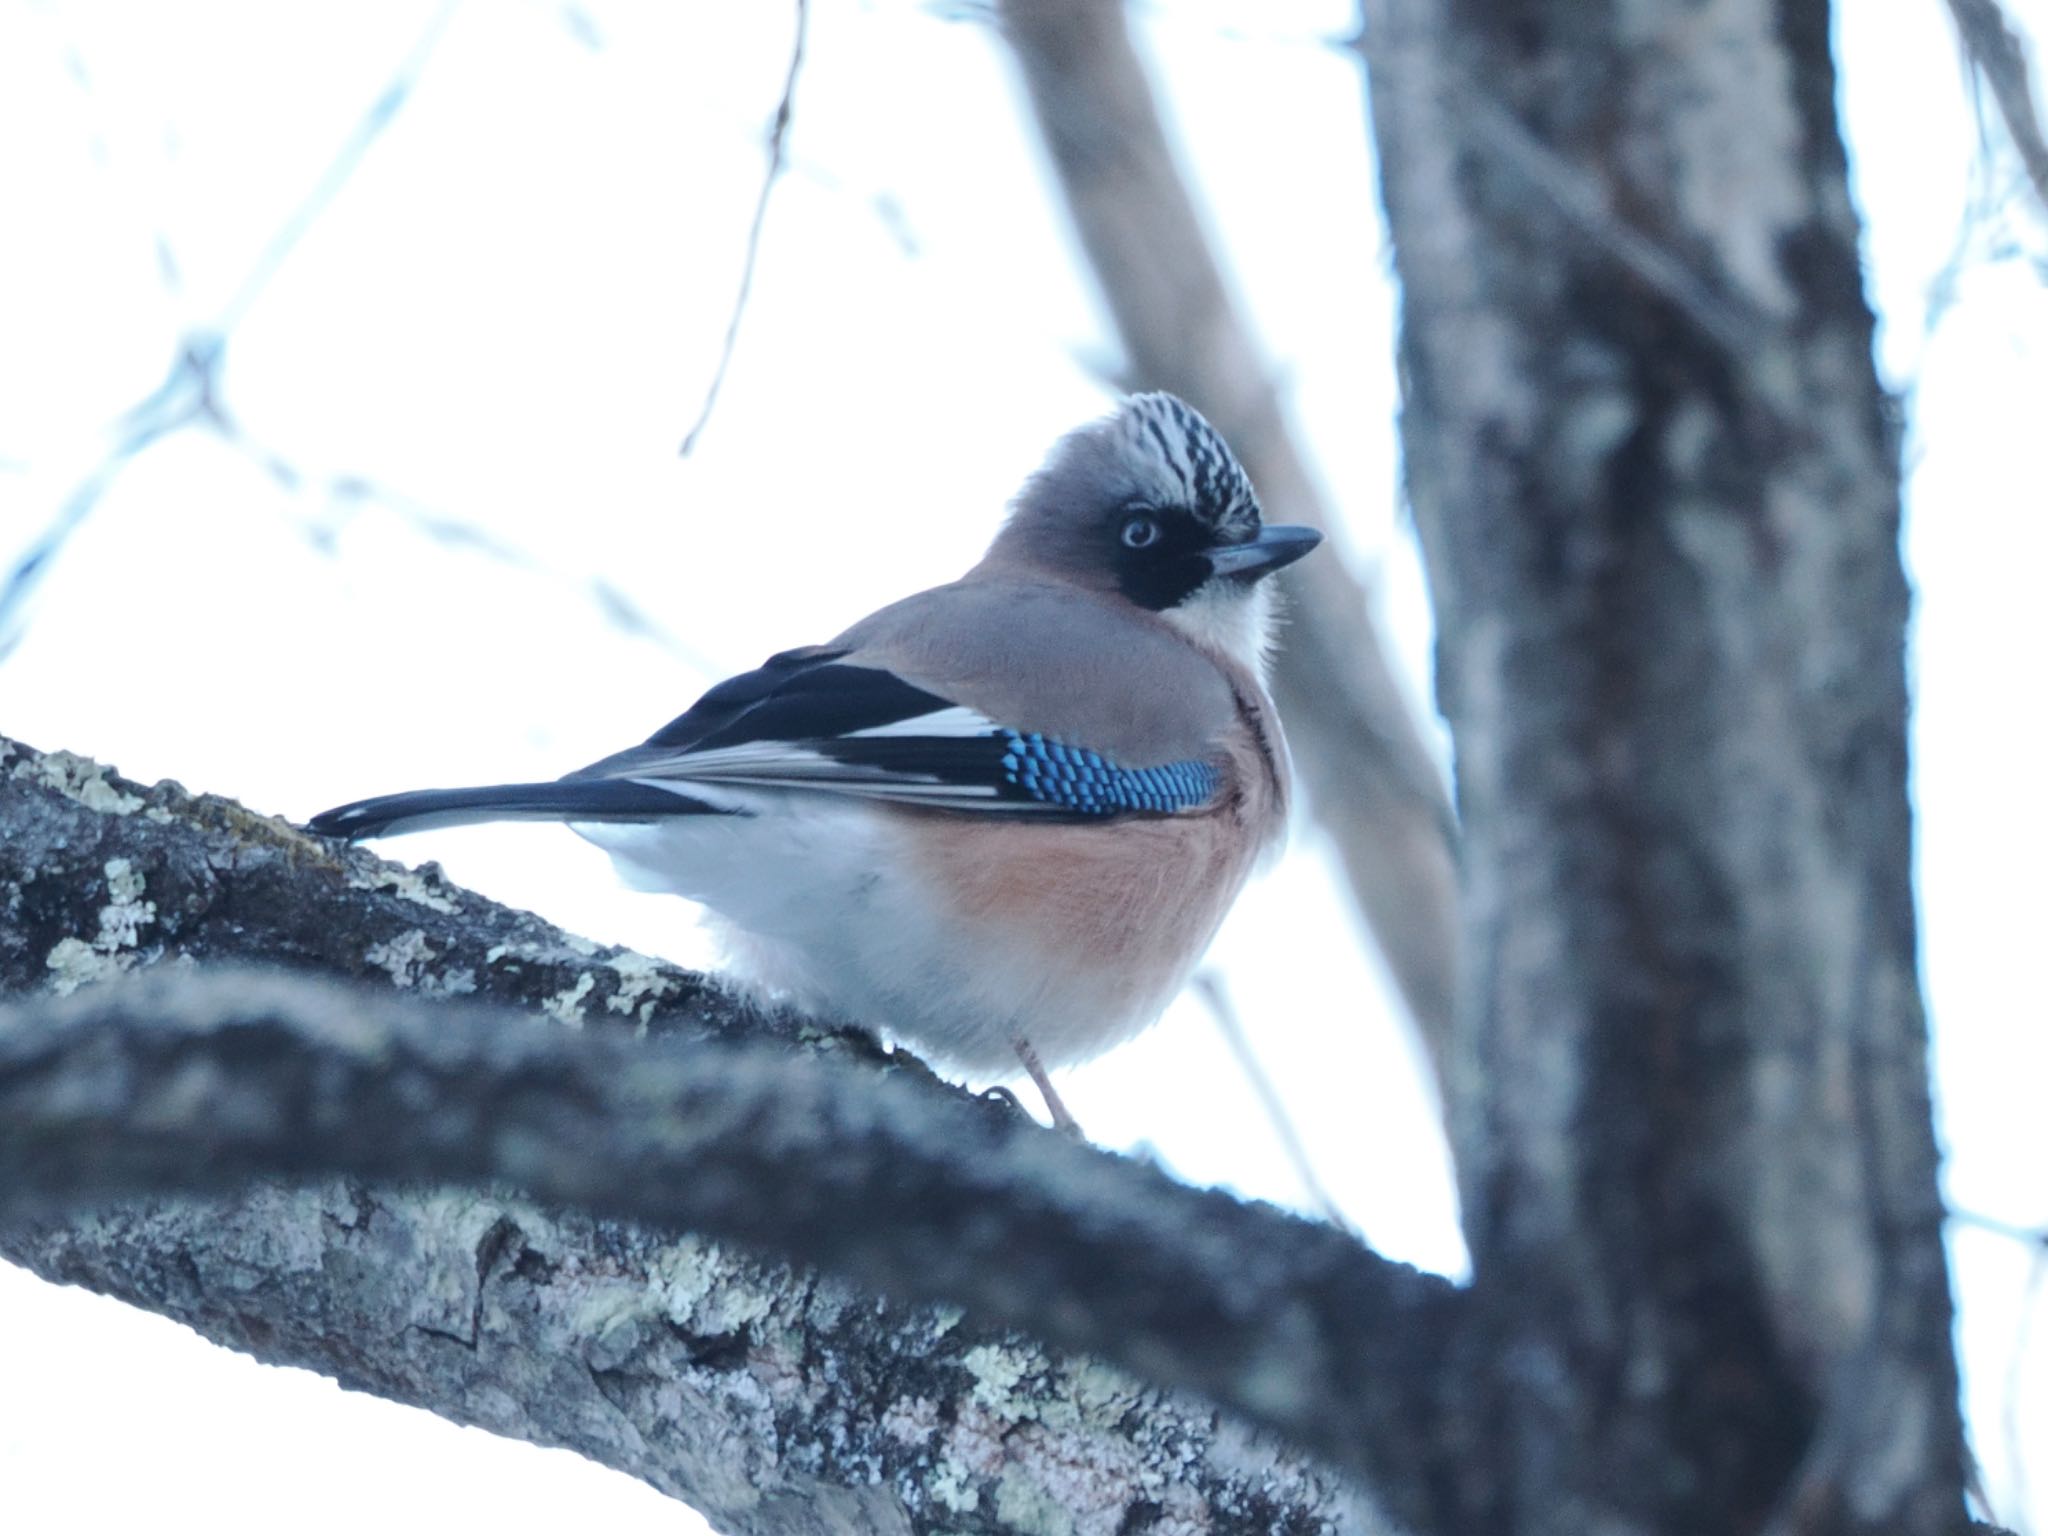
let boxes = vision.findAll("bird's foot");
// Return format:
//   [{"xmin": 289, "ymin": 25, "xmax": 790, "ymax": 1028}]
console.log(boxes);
[{"xmin": 1012, "ymin": 1036, "xmax": 1084, "ymax": 1138}]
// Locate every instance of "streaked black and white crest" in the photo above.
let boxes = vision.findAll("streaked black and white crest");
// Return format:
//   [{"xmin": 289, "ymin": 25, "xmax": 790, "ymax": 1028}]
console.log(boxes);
[
  {"xmin": 997, "ymin": 391, "xmax": 1262, "ymax": 560},
  {"xmin": 984, "ymin": 389, "xmax": 1303, "ymax": 622},
  {"xmin": 1111, "ymin": 392, "xmax": 1261, "ymax": 540}
]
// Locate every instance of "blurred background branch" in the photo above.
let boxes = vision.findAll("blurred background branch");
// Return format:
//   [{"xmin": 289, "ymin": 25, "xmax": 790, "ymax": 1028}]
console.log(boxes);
[
  {"xmin": 998, "ymin": 0, "xmax": 1462, "ymax": 1105},
  {"xmin": 680, "ymin": 0, "xmax": 809, "ymax": 456},
  {"xmin": 1946, "ymin": 0, "xmax": 2048, "ymax": 213},
  {"xmin": 0, "ymin": 1, "xmax": 459, "ymax": 664}
]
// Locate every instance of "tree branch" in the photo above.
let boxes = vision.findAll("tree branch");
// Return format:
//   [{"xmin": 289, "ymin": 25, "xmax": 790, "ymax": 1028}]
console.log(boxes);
[
  {"xmin": 1946, "ymin": 0, "xmax": 2048, "ymax": 216},
  {"xmin": 679, "ymin": 0, "xmax": 809, "ymax": 456},
  {"xmin": 0, "ymin": 734, "xmax": 1452, "ymax": 1533},
  {"xmin": 995, "ymin": 0, "xmax": 1462, "ymax": 1101}
]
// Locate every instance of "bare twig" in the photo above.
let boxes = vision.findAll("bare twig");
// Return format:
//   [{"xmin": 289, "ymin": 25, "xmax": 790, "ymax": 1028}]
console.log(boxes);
[
  {"xmin": 2005, "ymin": 1247, "xmax": 2046, "ymax": 1533},
  {"xmin": 679, "ymin": 0, "xmax": 809, "ymax": 456},
  {"xmin": 1947, "ymin": 0, "xmax": 2048, "ymax": 216},
  {"xmin": 0, "ymin": 2, "xmax": 458, "ymax": 659},
  {"xmin": 1193, "ymin": 970, "xmax": 1353, "ymax": 1232},
  {"xmin": 1940, "ymin": 1204, "xmax": 2047, "ymax": 1527},
  {"xmin": 0, "ymin": 338, "xmax": 215, "ymax": 662},
  {"xmin": 202, "ymin": 403, "xmax": 725, "ymax": 675},
  {"xmin": 214, "ymin": 0, "xmax": 461, "ymax": 335},
  {"xmin": 1951, "ymin": 1207, "xmax": 2048, "ymax": 1248}
]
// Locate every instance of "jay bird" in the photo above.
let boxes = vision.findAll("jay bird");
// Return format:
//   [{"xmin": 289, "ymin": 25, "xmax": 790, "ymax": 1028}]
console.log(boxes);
[{"xmin": 310, "ymin": 393, "xmax": 1321, "ymax": 1130}]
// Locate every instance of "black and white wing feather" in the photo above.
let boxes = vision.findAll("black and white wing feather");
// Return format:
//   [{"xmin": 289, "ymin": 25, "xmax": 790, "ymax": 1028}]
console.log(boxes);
[
  {"xmin": 579, "ymin": 652, "xmax": 1221, "ymax": 818},
  {"xmin": 309, "ymin": 647, "xmax": 1222, "ymax": 841}
]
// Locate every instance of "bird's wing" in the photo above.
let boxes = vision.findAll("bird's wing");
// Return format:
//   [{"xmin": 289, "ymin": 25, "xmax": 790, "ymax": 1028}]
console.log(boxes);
[{"xmin": 572, "ymin": 644, "xmax": 1223, "ymax": 818}]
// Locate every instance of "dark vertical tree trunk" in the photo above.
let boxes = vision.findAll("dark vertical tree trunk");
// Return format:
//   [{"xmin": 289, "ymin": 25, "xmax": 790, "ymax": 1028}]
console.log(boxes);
[{"xmin": 1359, "ymin": 1, "xmax": 1966, "ymax": 1531}]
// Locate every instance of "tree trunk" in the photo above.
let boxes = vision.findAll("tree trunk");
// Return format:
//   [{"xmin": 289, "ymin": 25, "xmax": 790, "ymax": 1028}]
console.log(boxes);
[{"xmin": 1357, "ymin": 0, "xmax": 1967, "ymax": 1530}]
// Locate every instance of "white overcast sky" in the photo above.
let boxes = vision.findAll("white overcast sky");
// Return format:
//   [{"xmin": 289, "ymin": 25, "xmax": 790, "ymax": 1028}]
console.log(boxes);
[{"xmin": 1, "ymin": 1, "xmax": 2043, "ymax": 1531}]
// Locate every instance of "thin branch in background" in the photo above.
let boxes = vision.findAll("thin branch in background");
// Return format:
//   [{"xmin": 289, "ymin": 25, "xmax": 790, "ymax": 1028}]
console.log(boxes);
[
  {"xmin": 0, "ymin": 339, "xmax": 215, "ymax": 663},
  {"xmin": 1192, "ymin": 970, "xmax": 1353, "ymax": 1233},
  {"xmin": 1924, "ymin": 0, "xmax": 2048, "ymax": 345},
  {"xmin": 555, "ymin": 2, "xmax": 604, "ymax": 50},
  {"xmin": 921, "ymin": 2, "xmax": 999, "ymax": 27},
  {"xmin": 783, "ymin": 151, "xmax": 925, "ymax": 259},
  {"xmin": 1951, "ymin": 1206, "xmax": 2048, "ymax": 1248},
  {"xmin": 2001, "ymin": 1244, "xmax": 2047, "ymax": 1534},
  {"xmin": 0, "ymin": 2, "xmax": 459, "ymax": 661},
  {"xmin": 1943, "ymin": 1215, "xmax": 2047, "ymax": 1529},
  {"xmin": 212, "ymin": 0, "xmax": 462, "ymax": 337},
  {"xmin": 201, "ymin": 406, "xmax": 725, "ymax": 678},
  {"xmin": 679, "ymin": 0, "xmax": 809, "ymax": 456},
  {"xmin": 1946, "ymin": 0, "xmax": 2048, "ymax": 218},
  {"xmin": 1950, "ymin": 1201, "xmax": 2048, "ymax": 1530}
]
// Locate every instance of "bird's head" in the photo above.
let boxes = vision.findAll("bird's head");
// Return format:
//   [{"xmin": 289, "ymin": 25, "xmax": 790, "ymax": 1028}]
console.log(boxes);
[{"xmin": 984, "ymin": 393, "xmax": 1322, "ymax": 669}]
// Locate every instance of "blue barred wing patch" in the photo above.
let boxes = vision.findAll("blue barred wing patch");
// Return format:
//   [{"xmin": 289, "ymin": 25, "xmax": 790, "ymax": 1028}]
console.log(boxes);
[
  {"xmin": 998, "ymin": 732, "xmax": 1218, "ymax": 816},
  {"xmin": 573, "ymin": 659, "xmax": 1222, "ymax": 819}
]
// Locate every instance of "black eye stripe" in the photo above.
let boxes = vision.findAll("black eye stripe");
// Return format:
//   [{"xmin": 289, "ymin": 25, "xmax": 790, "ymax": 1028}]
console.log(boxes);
[{"xmin": 1114, "ymin": 551, "xmax": 1211, "ymax": 611}]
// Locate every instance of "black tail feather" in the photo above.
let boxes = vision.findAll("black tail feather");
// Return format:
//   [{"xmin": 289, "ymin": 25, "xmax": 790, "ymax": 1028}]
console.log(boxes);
[{"xmin": 306, "ymin": 780, "xmax": 723, "ymax": 841}]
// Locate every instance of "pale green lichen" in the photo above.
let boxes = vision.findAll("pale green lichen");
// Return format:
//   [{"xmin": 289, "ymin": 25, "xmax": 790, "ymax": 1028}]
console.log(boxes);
[
  {"xmin": 880, "ymin": 1394, "xmax": 940, "ymax": 1448},
  {"xmin": 349, "ymin": 863, "xmax": 458, "ymax": 915},
  {"xmin": 653, "ymin": 1236, "xmax": 777, "ymax": 1337},
  {"xmin": 962, "ymin": 1341, "xmax": 1047, "ymax": 1418},
  {"xmin": 929, "ymin": 1454, "xmax": 983, "ymax": 1516},
  {"xmin": 45, "ymin": 857, "xmax": 158, "ymax": 995},
  {"xmin": 1000, "ymin": 1418, "xmax": 1161, "ymax": 1536},
  {"xmin": 930, "ymin": 1397, "xmax": 1008, "ymax": 1515},
  {"xmin": 23, "ymin": 751, "xmax": 145, "ymax": 816},
  {"xmin": 927, "ymin": 1343, "xmax": 1265, "ymax": 1536},
  {"xmin": 993, "ymin": 1465, "xmax": 1077, "ymax": 1536},
  {"xmin": 1033, "ymin": 1358, "xmax": 1143, "ymax": 1435},
  {"xmin": 365, "ymin": 928, "xmax": 437, "ymax": 988},
  {"xmin": 363, "ymin": 924, "xmax": 475, "ymax": 996},
  {"xmin": 543, "ymin": 971, "xmax": 596, "ymax": 1025},
  {"xmin": 97, "ymin": 858, "xmax": 154, "ymax": 946},
  {"xmin": 604, "ymin": 950, "xmax": 675, "ymax": 1022},
  {"xmin": 45, "ymin": 937, "xmax": 119, "ymax": 995}
]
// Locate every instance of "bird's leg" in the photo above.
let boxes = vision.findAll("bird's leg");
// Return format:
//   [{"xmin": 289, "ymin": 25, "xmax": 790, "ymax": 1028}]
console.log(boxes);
[{"xmin": 1012, "ymin": 1036, "xmax": 1082, "ymax": 1136}]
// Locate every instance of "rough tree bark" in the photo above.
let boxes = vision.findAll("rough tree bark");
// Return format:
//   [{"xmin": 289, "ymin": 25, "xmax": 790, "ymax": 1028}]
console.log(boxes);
[
  {"xmin": 1358, "ymin": 0, "xmax": 1967, "ymax": 1533},
  {"xmin": 0, "ymin": 736, "xmax": 1440, "ymax": 1536}
]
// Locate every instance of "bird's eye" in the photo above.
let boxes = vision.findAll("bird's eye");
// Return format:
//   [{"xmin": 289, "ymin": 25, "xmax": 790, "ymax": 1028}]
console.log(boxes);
[{"xmin": 1120, "ymin": 515, "xmax": 1161, "ymax": 550}]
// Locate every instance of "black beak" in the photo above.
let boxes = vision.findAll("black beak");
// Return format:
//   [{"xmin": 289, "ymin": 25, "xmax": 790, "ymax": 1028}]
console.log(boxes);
[{"xmin": 1205, "ymin": 524, "xmax": 1323, "ymax": 580}]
